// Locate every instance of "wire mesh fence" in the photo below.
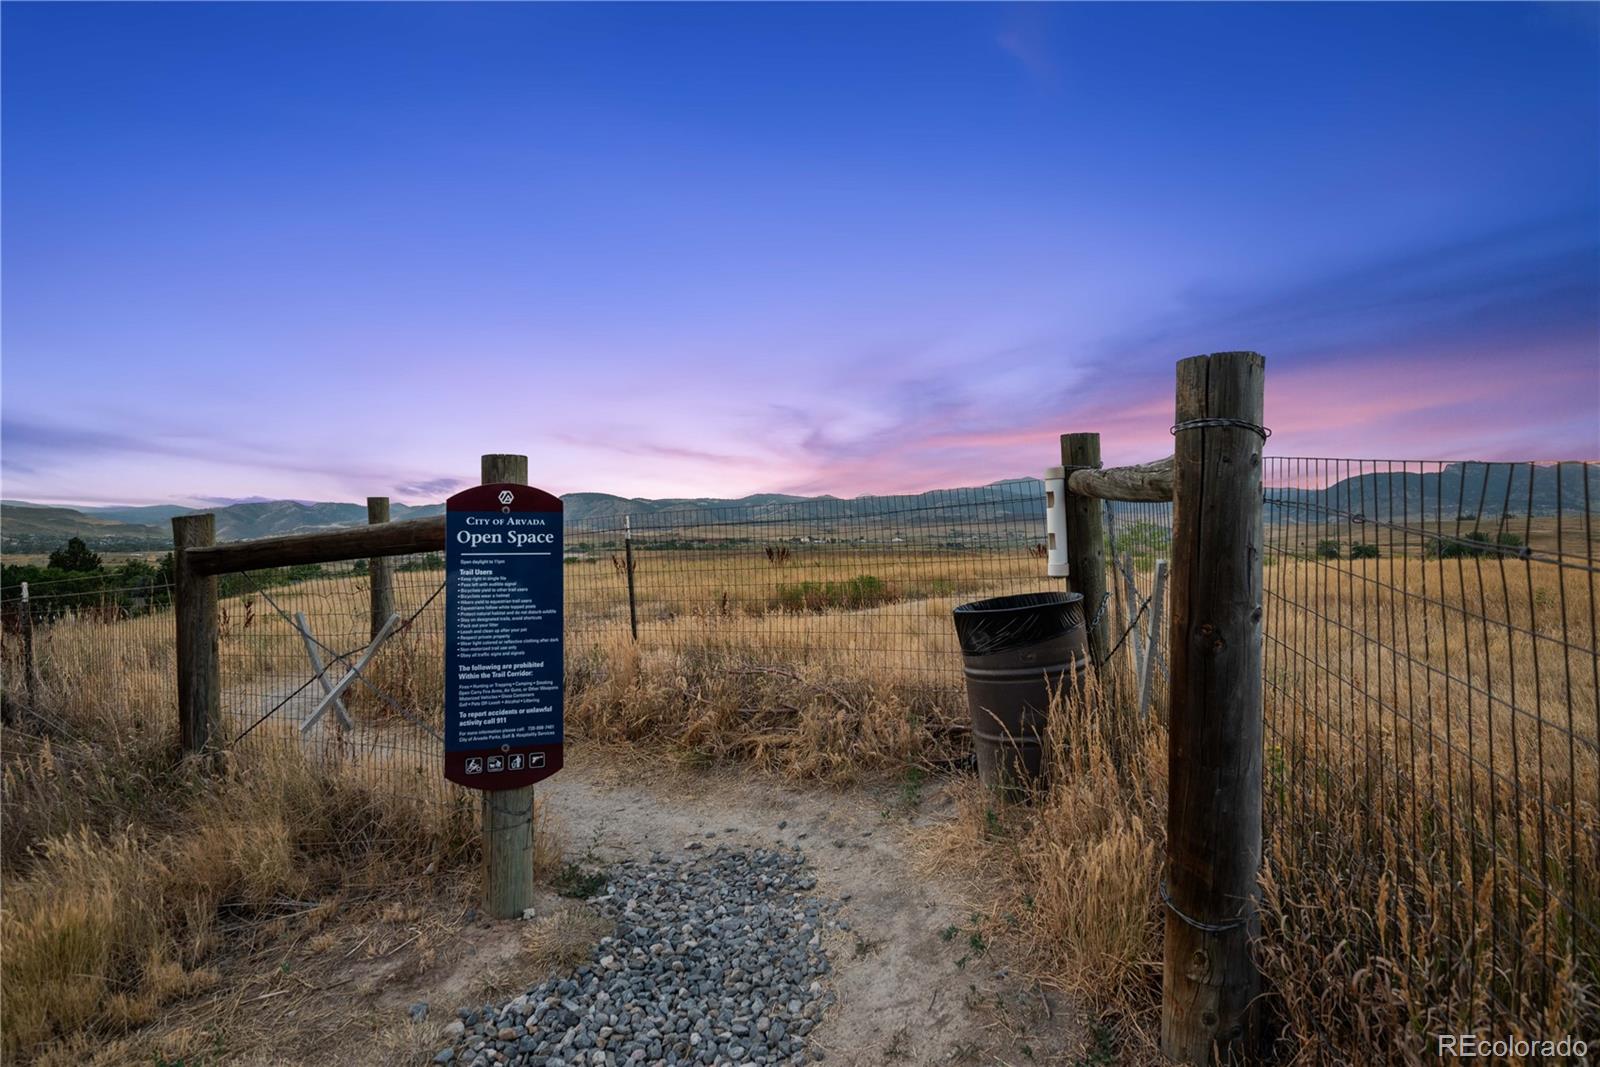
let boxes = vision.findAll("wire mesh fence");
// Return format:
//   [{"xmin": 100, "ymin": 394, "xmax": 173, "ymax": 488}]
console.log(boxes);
[
  {"xmin": 212, "ymin": 558, "xmax": 455, "ymax": 812},
  {"xmin": 1101, "ymin": 498, "xmax": 1175, "ymax": 714},
  {"xmin": 1259, "ymin": 458, "xmax": 1598, "ymax": 1048},
  {"xmin": 1, "ymin": 458, "xmax": 1595, "ymax": 1046},
  {"xmin": 570, "ymin": 481, "xmax": 1046, "ymax": 695},
  {"xmin": 176, "ymin": 483, "xmax": 1045, "ymax": 805},
  {"xmin": 0, "ymin": 570, "xmax": 178, "ymax": 734}
]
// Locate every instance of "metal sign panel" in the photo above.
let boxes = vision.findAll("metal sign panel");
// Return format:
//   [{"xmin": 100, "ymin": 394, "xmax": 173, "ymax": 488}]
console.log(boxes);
[{"xmin": 443, "ymin": 483, "xmax": 563, "ymax": 788}]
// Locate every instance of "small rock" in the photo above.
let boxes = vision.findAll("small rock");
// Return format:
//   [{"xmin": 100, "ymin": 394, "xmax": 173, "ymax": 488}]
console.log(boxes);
[
  {"xmin": 408, "ymin": 1001, "xmax": 429, "ymax": 1023},
  {"xmin": 435, "ymin": 848, "xmax": 832, "ymax": 1067}
]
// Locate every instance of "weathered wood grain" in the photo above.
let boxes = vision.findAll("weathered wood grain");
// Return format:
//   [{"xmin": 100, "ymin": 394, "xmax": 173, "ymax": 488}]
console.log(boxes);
[
  {"xmin": 184, "ymin": 516, "xmax": 446, "ymax": 577},
  {"xmin": 1161, "ymin": 351, "xmax": 1265, "ymax": 1064},
  {"xmin": 1061, "ymin": 433, "xmax": 1112, "ymax": 668},
  {"xmin": 173, "ymin": 513, "xmax": 221, "ymax": 755},
  {"xmin": 478, "ymin": 453, "xmax": 539, "ymax": 921},
  {"xmin": 367, "ymin": 497, "xmax": 395, "ymax": 642},
  {"xmin": 1065, "ymin": 455, "xmax": 1174, "ymax": 502}
]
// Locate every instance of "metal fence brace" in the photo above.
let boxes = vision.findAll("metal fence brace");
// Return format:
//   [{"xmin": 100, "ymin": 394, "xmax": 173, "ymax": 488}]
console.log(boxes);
[
  {"xmin": 294, "ymin": 610, "xmax": 353, "ymax": 731},
  {"xmin": 300, "ymin": 611, "xmax": 401, "ymax": 735}
]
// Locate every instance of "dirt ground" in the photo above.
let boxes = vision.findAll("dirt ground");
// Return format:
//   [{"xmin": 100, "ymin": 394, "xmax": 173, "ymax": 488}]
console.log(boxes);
[{"xmin": 124, "ymin": 751, "xmax": 1086, "ymax": 1067}]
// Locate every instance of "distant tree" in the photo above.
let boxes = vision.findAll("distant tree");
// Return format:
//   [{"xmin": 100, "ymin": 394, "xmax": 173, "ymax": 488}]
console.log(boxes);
[
  {"xmin": 1431, "ymin": 529, "xmax": 1495, "ymax": 559},
  {"xmin": 1315, "ymin": 539, "xmax": 1342, "ymax": 560},
  {"xmin": 1116, "ymin": 521, "xmax": 1173, "ymax": 557},
  {"xmin": 48, "ymin": 537, "xmax": 102, "ymax": 573},
  {"xmin": 1349, "ymin": 542, "xmax": 1379, "ymax": 560}
]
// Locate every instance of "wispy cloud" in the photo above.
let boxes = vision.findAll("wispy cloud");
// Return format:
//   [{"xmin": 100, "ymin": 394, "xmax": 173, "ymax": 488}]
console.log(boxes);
[
  {"xmin": 0, "ymin": 416, "xmax": 467, "ymax": 506},
  {"xmin": 755, "ymin": 215, "xmax": 1599, "ymax": 493},
  {"xmin": 995, "ymin": 7, "xmax": 1061, "ymax": 90},
  {"xmin": 392, "ymin": 476, "xmax": 465, "ymax": 499}
]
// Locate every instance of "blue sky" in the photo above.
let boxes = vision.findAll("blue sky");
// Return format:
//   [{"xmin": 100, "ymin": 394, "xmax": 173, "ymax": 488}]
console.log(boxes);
[{"xmin": 3, "ymin": 2, "xmax": 1596, "ymax": 505}]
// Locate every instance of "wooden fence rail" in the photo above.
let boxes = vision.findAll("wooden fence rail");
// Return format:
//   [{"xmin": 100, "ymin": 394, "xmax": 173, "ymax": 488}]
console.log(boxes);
[
  {"xmin": 182, "ymin": 516, "xmax": 446, "ymax": 577},
  {"xmin": 1065, "ymin": 455, "xmax": 1173, "ymax": 502},
  {"xmin": 172, "ymin": 454, "xmax": 543, "ymax": 922}
]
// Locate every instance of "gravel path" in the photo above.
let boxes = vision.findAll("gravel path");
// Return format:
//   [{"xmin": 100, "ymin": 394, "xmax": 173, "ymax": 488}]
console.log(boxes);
[{"xmin": 438, "ymin": 847, "xmax": 837, "ymax": 1067}]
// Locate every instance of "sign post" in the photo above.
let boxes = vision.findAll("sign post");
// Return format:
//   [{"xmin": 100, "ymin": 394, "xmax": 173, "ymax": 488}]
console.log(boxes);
[{"xmin": 445, "ymin": 454, "xmax": 564, "ymax": 918}]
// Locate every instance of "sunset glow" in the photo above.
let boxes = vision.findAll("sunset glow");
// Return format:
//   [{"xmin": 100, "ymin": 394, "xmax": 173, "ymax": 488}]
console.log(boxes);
[{"xmin": 3, "ymin": 3, "xmax": 1596, "ymax": 506}]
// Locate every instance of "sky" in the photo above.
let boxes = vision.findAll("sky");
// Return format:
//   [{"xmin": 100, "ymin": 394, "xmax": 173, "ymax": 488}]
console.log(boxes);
[{"xmin": 3, "ymin": 2, "xmax": 1597, "ymax": 507}]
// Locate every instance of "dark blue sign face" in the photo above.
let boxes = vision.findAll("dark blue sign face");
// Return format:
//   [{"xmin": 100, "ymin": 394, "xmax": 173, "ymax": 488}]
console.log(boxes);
[{"xmin": 443, "ymin": 483, "xmax": 563, "ymax": 789}]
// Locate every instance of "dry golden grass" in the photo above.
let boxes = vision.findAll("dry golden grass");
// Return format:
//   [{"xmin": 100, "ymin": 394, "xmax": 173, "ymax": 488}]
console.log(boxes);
[
  {"xmin": 1260, "ymin": 554, "xmax": 1595, "ymax": 1062},
  {"xmin": 521, "ymin": 903, "xmax": 616, "ymax": 972},
  {"xmin": 4, "ymin": 539, "xmax": 1595, "ymax": 1063},
  {"xmin": 0, "ymin": 627, "xmax": 492, "ymax": 1067},
  {"xmin": 0, "ymin": 735, "xmax": 488, "ymax": 1062},
  {"xmin": 914, "ymin": 673, "xmax": 1168, "ymax": 1060}
]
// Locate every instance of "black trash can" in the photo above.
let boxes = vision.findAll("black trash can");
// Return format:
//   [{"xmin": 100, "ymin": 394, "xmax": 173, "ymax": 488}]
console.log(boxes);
[{"xmin": 952, "ymin": 591, "xmax": 1088, "ymax": 794}]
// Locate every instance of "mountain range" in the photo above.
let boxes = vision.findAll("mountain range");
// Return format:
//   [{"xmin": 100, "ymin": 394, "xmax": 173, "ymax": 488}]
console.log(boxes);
[
  {"xmin": 0, "ymin": 480, "xmax": 1046, "ymax": 550},
  {"xmin": 1262, "ymin": 461, "xmax": 1598, "ymax": 522},
  {"xmin": 2, "ymin": 461, "xmax": 1594, "ymax": 552}
]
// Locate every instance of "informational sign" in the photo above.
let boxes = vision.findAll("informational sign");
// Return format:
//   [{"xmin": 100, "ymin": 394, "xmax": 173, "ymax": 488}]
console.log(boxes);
[{"xmin": 443, "ymin": 483, "xmax": 564, "ymax": 789}]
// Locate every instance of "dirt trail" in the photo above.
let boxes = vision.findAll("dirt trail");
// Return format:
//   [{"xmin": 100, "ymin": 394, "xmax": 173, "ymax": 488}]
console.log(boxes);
[
  {"xmin": 187, "ymin": 750, "xmax": 1083, "ymax": 1067},
  {"xmin": 535, "ymin": 755, "xmax": 1083, "ymax": 1066}
]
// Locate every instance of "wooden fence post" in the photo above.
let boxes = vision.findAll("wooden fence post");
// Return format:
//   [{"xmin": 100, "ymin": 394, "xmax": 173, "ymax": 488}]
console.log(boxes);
[
  {"xmin": 172, "ymin": 513, "xmax": 221, "ymax": 756},
  {"xmin": 20, "ymin": 582, "xmax": 37, "ymax": 716},
  {"xmin": 1060, "ymin": 433, "xmax": 1111, "ymax": 669},
  {"xmin": 480, "ymin": 453, "xmax": 538, "ymax": 919},
  {"xmin": 1162, "ymin": 351, "xmax": 1266, "ymax": 1064},
  {"xmin": 367, "ymin": 497, "xmax": 394, "ymax": 642},
  {"xmin": 624, "ymin": 515, "xmax": 639, "ymax": 641}
]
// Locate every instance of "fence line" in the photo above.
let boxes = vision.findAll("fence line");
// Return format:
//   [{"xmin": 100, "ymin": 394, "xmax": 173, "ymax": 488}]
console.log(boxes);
[{"xmin": 2, "ymin": 455, "xmax": 1595, "ymax": 1058}]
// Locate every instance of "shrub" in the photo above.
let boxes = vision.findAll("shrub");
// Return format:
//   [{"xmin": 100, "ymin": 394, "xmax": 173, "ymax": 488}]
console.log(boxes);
[
  {"xmin": 1315, "ymin": 539, "xmax": 1341, "ymax": 559},
  {"xmin": 48, "ymin": 537, "xmax": 102, "ymax": 573},
  {"xmin": 774, "ymin": 575, "xmax": 894, "ymax": 612},
  {"xmin": 1115, "ymin": 522, "xmax": 1172, "ymax": 558},
  {"xmin": 1428, "ymin": 528, "xmax": 1522, "ymax": 559},
  {"xmin": 1348, "ymin": 542, "xmax": 1379, "ymax": 560}
]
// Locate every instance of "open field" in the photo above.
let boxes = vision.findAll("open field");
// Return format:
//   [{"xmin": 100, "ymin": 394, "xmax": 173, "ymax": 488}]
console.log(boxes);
[
  {"xmin": 0, "ymin": 550, "xmax": 171, "ymax": 568},
  {"xmin": 3, "ymin": 536, "xmax": 1597, "ymax": 1064}
]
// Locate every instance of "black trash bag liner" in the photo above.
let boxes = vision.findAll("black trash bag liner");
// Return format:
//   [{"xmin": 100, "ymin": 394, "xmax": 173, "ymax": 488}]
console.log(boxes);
[{"xmin": 952, "ymin": 591, "xmax": 1085, "ymax": 656}]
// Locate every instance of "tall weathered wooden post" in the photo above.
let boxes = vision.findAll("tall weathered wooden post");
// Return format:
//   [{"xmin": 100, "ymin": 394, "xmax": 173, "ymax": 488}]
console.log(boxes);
[
  {"xmin": 1162, "ymin": 351, "xmax": 1266, "ymax": 1063},
  {"xmin": 624, "ymin": 515, "xmax": 639, "ymax": 642},
  {"xmin": 367, "ymin": 497, "xmax": 394, "ymax": 642},
  {"xmin": 172, "ymin": 513, "xmax": 221, "ymax": 755},
  {"xmin": 478, "ymin": 453, "xmax": 539, "ymax": 919},
  {"xmin": 20, "ymin": 582, "xmax": 37, "ymax": 713},
  {"xmin": 1060, "ymin": 433, "xmax": 1111, "ymax": 668}
]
